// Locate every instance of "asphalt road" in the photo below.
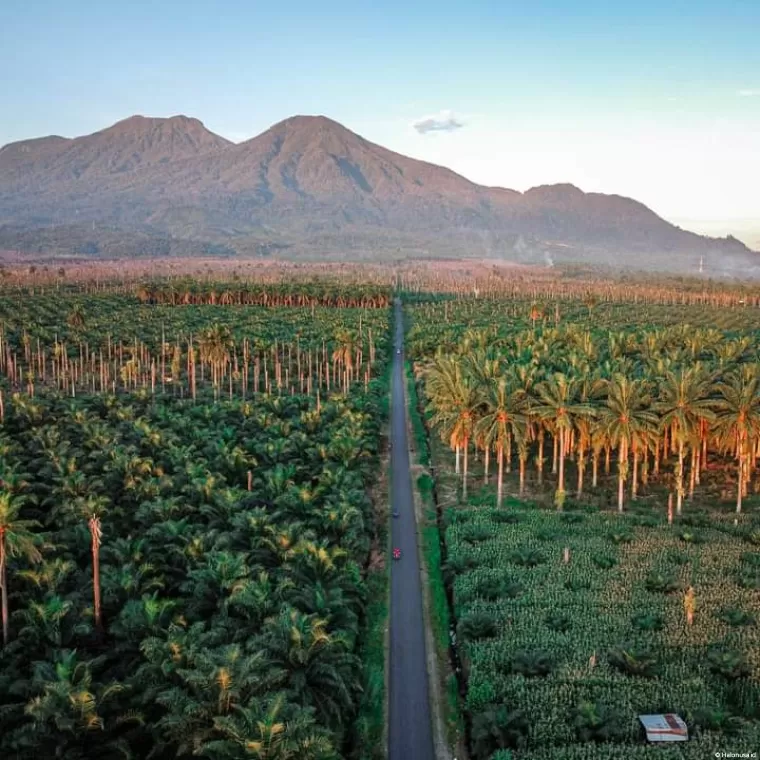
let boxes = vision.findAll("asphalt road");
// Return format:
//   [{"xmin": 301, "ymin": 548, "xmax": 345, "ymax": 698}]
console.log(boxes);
[{"xmin": 388, "ymin": 298, "xmax": 435, "ymax": 760}]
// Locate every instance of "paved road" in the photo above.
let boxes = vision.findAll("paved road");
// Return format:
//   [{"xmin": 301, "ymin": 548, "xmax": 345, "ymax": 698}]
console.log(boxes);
[{"xmin": 388, "ymin": 298, "xmax": 435, "ymax": 760}]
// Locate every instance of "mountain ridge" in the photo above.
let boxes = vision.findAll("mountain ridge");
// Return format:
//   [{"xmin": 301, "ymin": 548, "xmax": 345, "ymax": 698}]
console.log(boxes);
[{"xmin": 0, "ymin": 113, "xmax": 755, "ymax": 273}]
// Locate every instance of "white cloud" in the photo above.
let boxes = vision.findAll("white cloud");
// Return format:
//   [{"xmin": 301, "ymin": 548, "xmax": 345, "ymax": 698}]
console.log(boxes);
[
  {"xmin": 412, "ymin": 109, "xmax": 465, "ymax": 135},
  {"xmin": 737, "ymin": 89, "xmax": 760, "ymax": 97}
]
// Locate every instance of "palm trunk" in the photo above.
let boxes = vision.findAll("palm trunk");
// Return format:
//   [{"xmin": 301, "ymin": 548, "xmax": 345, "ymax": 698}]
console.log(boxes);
[
  {"xmin": 519, "ymin": 451, "xmax": 526, "ymax": 496},
  {"xmin": 552, "ymin": 434, "xmax": 558, "ymax": 474},
  {"xmin": 0, "ymin": 537, "xmax": 8, "ymax": 646},
  {"xmin": 577, "ymin": 448, "xmax": 585, "ymax": 498},
  {"xmin": 462, "ymin": 436, "xmax": 469, "ymax": 501},
  {"xmin": 632, "ymin": 443, "xmax": 639, "ymax": 500},
  {"xmin": 592, "ymin": 452, "xmax": 599, "ymax": 488},
  {"xmin": 455, "ymin": 444, "xmax": 460, "ymax": 475},
  {"xmin": 676, "ymin": 440, "xmax": 684, "ymax": 514},
  {"xmin": 689, "ymin": 447, "xmax": 696, "ymax": 497},
  {"xmin": 497, "ymin": 444, "xmax": 504, "ymax": 508},
  {"xmin": 618, "ymin": 439, "xmax": 628, "ymax": 513},
  {"xmin": 558, "ymin": 429, "xmax": 566, "ymax": 493},
  {"xmin": 90, "ymin": 518, "xmax": 102, "ymax": 631},
  {"xmin": 737, "ymin": 445, "xmax": 745, "ymax": 514},
  {"xmin": 537, "ymin": 430, "xmax": 544, "ymax": 485},
  {"xmin": 484, "ymin": 445, "xmax": 490, "ymax": 485}
]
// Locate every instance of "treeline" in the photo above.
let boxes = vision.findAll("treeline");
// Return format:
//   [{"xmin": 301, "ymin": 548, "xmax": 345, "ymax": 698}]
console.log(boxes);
[{"xmin": 134, "ymin": 282, "xmax": 393, "ymax": 309}]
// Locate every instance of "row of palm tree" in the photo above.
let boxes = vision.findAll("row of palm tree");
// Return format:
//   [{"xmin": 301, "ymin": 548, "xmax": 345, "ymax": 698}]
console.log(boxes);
[
  {"xmin": 420, "ymin": 330, "xmax": 760, "ymax": 513},
  {"xmin": 0, "ymin": 321, "xmax": 382, "ymax": 403},
  {"xmin": 134, "ymin": 281, "xmax": 392, "ymax": 309}
]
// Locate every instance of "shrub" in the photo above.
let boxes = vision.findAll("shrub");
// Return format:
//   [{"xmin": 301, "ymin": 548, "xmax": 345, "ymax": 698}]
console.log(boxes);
[
  {"xmin": 608, "ymin": 645, "xmax": 659, "ymax": 677},
  {"xmin": 572, "ymin": 701, "xmax": 628, "ymax": 743},
  {"xmin": 565, "ymin": 576, "xmax": 592, "ymax": 592},
  {"xmin": 458, "ymin": 611, "xmax": 499, "ymax": 641},
  {"xmin": 693, "ymin": 707, "xmax": 746, "ymax": 734},
  {"xmin": 560, "ymin": 512, "xmax": 585, "ymax": 524},
  {"xmin": 534, "ymin": 527, "xmax": 560, "ymax": 542},
  {"xmin": 462, "ymin": 524, "xmax": 495, "ymax": 544},
  {"xmin": 470, "ymin": 704, "xmax": 529, "ymax": 759},
  {"xmin": 716, "ymin": 607, "xmax": 756, "ymax": 627},
  {"xmin": 507, "ymin": 650, "xmax": 554, "ymax": 677},
  {"xmin": 508, "ymin": 547, "xmax": 546, "ymax": 567},
  {"xmin": 678, "ymin": 530, "xmax": 705, "ymax": 544},
  {"xmin": 631, "ymin": 612, "xmax": 665, "ymax": 631},
  {"xmin": 707, "ymin": 647, "xmax": 750, "ymax": 680},
  {"xmin": 645, "ymin": 571, "xmax": 679, "ymax": 593},
  {"xmin": 491, "ymin": 510, "xmax": 521, "ymax": 524},
  {"xmin": 665, "ymin": 549, "xmax": 690, "ymax": 565},
  {"xmin": 545, "ymin": 611, "xmax": 572, "ymax": 632},
  {"xmin": 592, "ymin": 554, "xmax": 617, "ymax": 569}
]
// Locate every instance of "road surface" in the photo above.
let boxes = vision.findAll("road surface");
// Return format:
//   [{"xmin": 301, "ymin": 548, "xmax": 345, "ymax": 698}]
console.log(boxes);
[{"xmin": 388, "ymin": 298, "xmax": 435, "ymax": 760}]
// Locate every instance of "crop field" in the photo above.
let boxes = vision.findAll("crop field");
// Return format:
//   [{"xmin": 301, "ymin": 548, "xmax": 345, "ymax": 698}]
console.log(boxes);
[
  {"xmin": 407, "ymin": 291, "xmax": 760, "ymax": 758},
  {"xmin": 0, "ymin": 277, "xmax": 391, "ymax": 759}
]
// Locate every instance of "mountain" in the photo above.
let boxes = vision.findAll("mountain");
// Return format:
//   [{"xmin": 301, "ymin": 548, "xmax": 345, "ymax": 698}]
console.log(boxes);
[{"xmin": 0, "ymin": 114, "xmax": 756, "ymax": 273}]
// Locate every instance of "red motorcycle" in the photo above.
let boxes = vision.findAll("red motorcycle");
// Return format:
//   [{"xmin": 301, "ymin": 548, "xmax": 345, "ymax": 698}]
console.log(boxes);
[{"xmin": 392, "ymin": 548, "xmax": 401, "ymax": 560}]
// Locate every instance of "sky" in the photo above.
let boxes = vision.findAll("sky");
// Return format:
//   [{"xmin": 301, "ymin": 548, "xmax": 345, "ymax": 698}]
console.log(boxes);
[{"xmin": 1, "ymin": 0, "xmax": 759, "ymax": 245}]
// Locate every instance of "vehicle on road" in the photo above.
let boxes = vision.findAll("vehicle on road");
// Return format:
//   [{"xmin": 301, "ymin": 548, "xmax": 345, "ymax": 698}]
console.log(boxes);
[{"xmin": 392, "ymin": 547, "xmax": 401, "ymax": 560}]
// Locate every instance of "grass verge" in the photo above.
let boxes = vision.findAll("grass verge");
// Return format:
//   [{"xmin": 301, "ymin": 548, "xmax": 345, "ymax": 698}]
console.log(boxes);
[{"xmin": 406, "ymin": 360, "xmax": 465, "ymax": 753}]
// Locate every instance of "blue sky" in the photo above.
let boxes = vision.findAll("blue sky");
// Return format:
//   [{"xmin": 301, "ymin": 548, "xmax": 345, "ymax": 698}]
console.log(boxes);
[{"xmin": 2, "ymin": 0, "xmax": 759, "ymax": 241}]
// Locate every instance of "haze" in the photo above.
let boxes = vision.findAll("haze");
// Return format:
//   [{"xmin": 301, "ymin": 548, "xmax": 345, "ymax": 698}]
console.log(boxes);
[{"xmin": 2, "ymin": 0, "xmax": 758, "ymax": 247}]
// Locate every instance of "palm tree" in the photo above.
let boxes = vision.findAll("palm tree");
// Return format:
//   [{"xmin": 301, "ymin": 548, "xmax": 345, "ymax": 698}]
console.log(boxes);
[
  {"xmin": 714, "ymin": 371, "xmax": 760, "ymax": 513},
  {"xmin": 0, "ymin": 491, "xmax": 41, "ymax": 645},
  {"xmin": 425, "ymin": 355, "xmax": 480, "ymax": 500},
  {"xmin": 598, "ymin": 375, "xmax": 658, "ymax": 512},
  {"xmin": 655, "ymin": 368, "xmax": 715, "ymax": 514},
  {"xmin": 532, "ymin": 373, "xmax": 594, "ymax": 507},
  {"xmin": 199, "ymin": 323, "xmax": 233, "ymax": 397},
  {"xmin": 202, "ymin": 694, "xmax": 338, "ymax": 759},
  {"xmin": 264, "ymin": 608, "xmax": 360, "ymax": 729},
  {"xmin": 75, "ymin": 494, "xmax": 109, "ymax": 631},
  {"xmin": 476, "ymin": 377, "xmax": 528, "ymax": 507}
]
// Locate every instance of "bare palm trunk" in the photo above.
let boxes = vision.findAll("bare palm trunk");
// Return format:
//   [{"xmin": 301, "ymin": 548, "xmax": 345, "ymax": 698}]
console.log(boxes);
[
  {"xmin": 0, "ymin": 537, "xmax": 8, "ymax": 646},
  {"xmin": 462, "ymin": 437, "xmax": 469, "ymax": 501},
  {"xmin": 577, "ymin": 449, "xmax": 585, "ymax": 499},
  {"xmin": 737, "ymin": 452, "xmax": 744, "ymax": 514},
  {"xmin": 558, "ymin": 429, "xmax": 566, "ymax": 493},
  {"xmin": 537, "ymin": 431, "xmax": 544, "ymax": 485},
  {"xmin": 484, "ymin": 446, "xmax": 490, "ymax": 485},
  {"xmin": 632, "ymin": 444, "xmax": 639, "ymax": 500},
  {"xmin": 689, "ymin": 447, "xmax": 696, "ymax": 497},
  {"xmin": 455, "ymin": 445, "xmax": 460, "ymax": 475},
  {"xmin": 618, "ymin": 439, "xmax": 628, "ymax": 513},
  {"xmin": 592, "ymin": 453, "xmax": 599, "ymax": 488},
  {"xmin": 497, "ymin": 444, "xmax": 504, "ymax": 508},
  {"xmin": 519, "ymin": 452, "xmax": 526, "ymax": 496},
  {"xmin": 90, "ymin": 518, "xmax": 102, "ymax": 631},
  {"xmin": 676, "ymin": 440, "xmax": 684, "ymax": 514},
  {"xmin": 552, "ymin": 434, "xmax": 558, "ymax": 475}
]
